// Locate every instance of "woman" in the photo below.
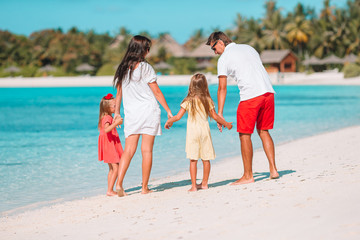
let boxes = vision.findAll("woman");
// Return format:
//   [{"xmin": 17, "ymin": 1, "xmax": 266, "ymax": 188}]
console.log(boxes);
[{"xmin": 113, "ymin": 35, "xmax": 172, "ymax": 196}]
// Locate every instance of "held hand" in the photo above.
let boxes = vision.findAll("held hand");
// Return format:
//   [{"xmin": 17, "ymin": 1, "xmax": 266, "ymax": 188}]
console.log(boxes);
[
  {"xmin": 164, "ymin": 120, "xmax": 173, "ymax": 129},
  {"xmin": 167, "ymin": 111, "xmax": 173, "ymax": 119},
  {"xmin": 114, "ymin": 117, "xmax": 123, "ymax": 127},
  {"xmin": 226, "ymin": 122, "xmax": 233, "ymax": 130},
  {"xmin": 217, "ymin": 114, "xmax": 225, "ymax": 133},
  {"xmin": 217, "ymin": 122, "xmax": 223, "ymax": 133},
  {"xmin": 114, "ymin": 114, "xmax": 122, "ymax": 128},
  {"xmin": 114, "ymin": 113, "xmax": 120, "ymax": 120}
]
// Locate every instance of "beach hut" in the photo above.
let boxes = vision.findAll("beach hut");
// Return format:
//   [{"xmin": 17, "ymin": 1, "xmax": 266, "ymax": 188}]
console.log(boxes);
[
  {"xmin": 260, "ymin": 50, "xmax": 298, "ymax": 73},
  {"xmin": 39, "ymin": 65, "xmax": 56, "ymax": 72},
  {"xmin": 76, "ymin": 63, "xmax": 95, "ymax": 72},
  {"xmin": 109, "ymin": 35, "xmax": 125, "ymax": 49},
  {"xmin": 322, "ymin": 55, "xmax": 344, "ymax": 64},
  {"xmin": 196, "ymin": 61, "xmax": 214, "ymax": 69},
  {"xmin": 154, "ymin": 61, "xmax": 172, "ymax": 70},
  {"xmin": 342, "ymin": 53, "xmax": 358, "ymax": 64},
  {"xmin": 302, "ymin": 56, "xmax": 323, "ymax": 66},
  {"xmin": 187, "ymin": 42, "xmax": 215, "ymax": 70},
  {"xmin": 188, "ymin": 42, "xmax": 215, "ymax": 58},
  {"xmin": 4, "ymin": 66, "xmax": 20, "ymax": 73},
  {"xmin": 148, "ymin": 34, "xmax": 189, "ymax": 58}
]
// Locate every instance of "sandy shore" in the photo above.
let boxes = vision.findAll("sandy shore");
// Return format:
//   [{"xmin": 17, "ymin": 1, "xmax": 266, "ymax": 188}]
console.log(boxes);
[
  {"xmin": 1, "ymin": 125, "xmax": 360, "ymax": 239},
  {"xmin": 1, "ymin": 72, "xmax": 360, "ymax": 87}
]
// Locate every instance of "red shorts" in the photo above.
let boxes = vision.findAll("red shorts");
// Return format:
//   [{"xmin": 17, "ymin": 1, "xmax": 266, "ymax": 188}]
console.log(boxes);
[{"xmin": 237, "ymin": 92, "xmax": 274, "ymax": 134}]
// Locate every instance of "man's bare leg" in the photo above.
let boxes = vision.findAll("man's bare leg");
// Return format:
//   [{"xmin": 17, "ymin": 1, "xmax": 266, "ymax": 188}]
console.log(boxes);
[
  {"xmin": 231, "ymin": 133, "xmax": 255, "ymax": 185},
  {"xmin": 258, "ymin": 129, "xmax": 279, "ymax": 179}
]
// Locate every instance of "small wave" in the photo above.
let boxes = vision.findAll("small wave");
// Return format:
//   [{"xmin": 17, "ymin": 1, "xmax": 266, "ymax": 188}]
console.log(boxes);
[{"xmin": 0, "ymin": 162, "xmax": 23, "ymax": 166}]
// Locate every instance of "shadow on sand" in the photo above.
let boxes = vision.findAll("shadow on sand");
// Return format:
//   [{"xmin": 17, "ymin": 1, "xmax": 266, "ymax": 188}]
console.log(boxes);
[
  {"xmin": 253, "ymin": 169, "xmax": 295, "ymax": 182},
  {"xmin": 123, "ymin": 169, "xmax": 296, "ymax": 194}
]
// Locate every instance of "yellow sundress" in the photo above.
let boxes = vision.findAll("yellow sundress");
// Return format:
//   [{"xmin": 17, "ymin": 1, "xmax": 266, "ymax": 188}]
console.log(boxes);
[{"xmin": 180, "ymin": 98, "xmax": 216, "ymax": 160}]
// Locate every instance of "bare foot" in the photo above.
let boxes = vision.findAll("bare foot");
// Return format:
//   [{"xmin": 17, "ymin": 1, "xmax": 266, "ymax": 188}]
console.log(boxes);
[
  {"xmin": 230, "ymin": 176, "xmax": 255, "ymax": 185},
  {"xmin": 188, "ymin": 186, "xmax": 198, "ymax": 192},
  {"xmin": 141, "ymin": 188, "xmax": 153, "ymax": 195},
  {"xmin": 106, "ymin": 191, "xmax": 117, "ymax": 196},
  {"xmin": 116, "ymin": 188, "xmax": 127, "ymax": 197},
  {"xmin": 270, "ymin": 171, "xmax": 280, "ymax": 179},
  {"xmin": 196, "ymin": 183, "xmax": 209, "ymax": 190}
]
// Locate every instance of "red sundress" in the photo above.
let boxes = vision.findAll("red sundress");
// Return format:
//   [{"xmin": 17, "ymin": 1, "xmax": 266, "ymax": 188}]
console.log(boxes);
[{"xmin": 98, "ymin": 115, "xmax": 123, "ymax": 163}]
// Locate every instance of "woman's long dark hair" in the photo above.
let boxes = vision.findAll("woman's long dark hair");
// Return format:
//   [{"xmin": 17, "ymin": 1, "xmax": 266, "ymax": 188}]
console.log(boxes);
[{"xmin": 113, "ymin": 35, "xmax": 151, "ymax": 88}]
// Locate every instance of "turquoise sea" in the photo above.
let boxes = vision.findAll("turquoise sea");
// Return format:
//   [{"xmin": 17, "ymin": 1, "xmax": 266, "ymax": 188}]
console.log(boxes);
[{"xmin": 1, "ymin": 85, "xmax": 360, "ymax": 214}]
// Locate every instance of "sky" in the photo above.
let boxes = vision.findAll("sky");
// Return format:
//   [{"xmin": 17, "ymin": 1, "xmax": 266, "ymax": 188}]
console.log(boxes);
[{"xmin": 0, "ymin": 0, "xmax": 349, "ymax": 44}]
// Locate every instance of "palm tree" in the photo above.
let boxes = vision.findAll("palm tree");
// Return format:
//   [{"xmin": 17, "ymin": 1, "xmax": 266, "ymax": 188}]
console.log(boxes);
[
  {"xmin": 345, "ymin": 0, "xmax": 360, "ymax": 55},
  {"xmin": 285, "ymin": 16, "xmax": 312, "ymax": 57},
  {"xmin": 310, "ymin": 0, "xmax": 337, "ymax": 58},
  {"xmin": 232, "ymin": 14, "xmax": 248, "ymax": 43},
  {"xmin": 244, "ymin": 18, "xmax": 266, "ymax": 52},
  {"xmin": 262, "ymin": 7, "xmax": 288, "ymax": 50},
  {"xmin": 319, "ymin": 0, "xmax": 336, "ymax": 23}
]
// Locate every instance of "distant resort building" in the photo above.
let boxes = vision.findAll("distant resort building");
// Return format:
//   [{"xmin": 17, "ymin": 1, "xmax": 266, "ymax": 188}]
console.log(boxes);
[
  {"xmin": 148, "ymin": 34, "xmax": 188, "ymax": 58},
  {"xmin": 260, "ymin": 50, "xmax": 298, "ymax": 73},
  {"xmin": 302, "ymin": 53, "xmax": 358, "ymax": 66},
  {"xmin": 188, "ymin": 42, "xmax": 215, "ymax": 70},
  {"xmin": 110, "ymin": 34, "xmax": 358, "ymax": 74}
]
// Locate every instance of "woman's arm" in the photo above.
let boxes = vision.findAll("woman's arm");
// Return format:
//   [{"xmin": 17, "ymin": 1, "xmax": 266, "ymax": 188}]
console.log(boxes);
[
  {"xmin": 165, "ymin": 108, "xmax": 186, "ymax": 129},
  {"xmin": 114, "ymin": 85, "xmax": 122, "ymax": 118},
  {"xmin": 148, "ymin": 82, "xmax": 173, "ymax": 118}
]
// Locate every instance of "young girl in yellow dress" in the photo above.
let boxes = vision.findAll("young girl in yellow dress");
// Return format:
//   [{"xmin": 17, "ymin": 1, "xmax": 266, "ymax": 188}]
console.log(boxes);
[{"xmin": 165, "ymin": 73, "xmax": 232, "ymax": 191}]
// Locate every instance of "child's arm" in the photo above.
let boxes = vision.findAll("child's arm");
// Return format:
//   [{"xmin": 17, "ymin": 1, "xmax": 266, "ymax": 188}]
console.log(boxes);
[
  {"xmin": 165, "ymin": 108, "xmax": 186, "ymax": 129},
  {"xmin": 104, "ymin": 117, "xmax": 123, "ymax": 133},
  {"xmin": 210, "ymin": 109, "xmax": 233, "ymax": 130}
]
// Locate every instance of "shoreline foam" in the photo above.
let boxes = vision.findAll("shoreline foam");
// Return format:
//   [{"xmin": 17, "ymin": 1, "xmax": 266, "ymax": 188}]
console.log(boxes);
[{"xmin": 0, "ymin": 72, "xmax": 360, "ymax": 88}]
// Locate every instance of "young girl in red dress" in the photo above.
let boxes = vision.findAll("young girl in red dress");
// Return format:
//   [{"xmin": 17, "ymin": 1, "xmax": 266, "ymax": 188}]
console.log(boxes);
[{"xmin": 98, "ymin": 93, "xmax": 124, "ymax": 196}]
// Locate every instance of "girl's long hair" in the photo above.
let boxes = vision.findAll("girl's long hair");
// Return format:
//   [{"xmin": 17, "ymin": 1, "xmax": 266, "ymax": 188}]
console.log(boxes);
[
  {"xmin": 98, "ymin": 96, "xmax": 114, "ymax": 129},
  {"xmin": 113, "ymin": 35, "xmax": 152, "ymax": 88},
  {"xmin": 182, "ymin": 73, "xmax": 214, "ymax": 118}
]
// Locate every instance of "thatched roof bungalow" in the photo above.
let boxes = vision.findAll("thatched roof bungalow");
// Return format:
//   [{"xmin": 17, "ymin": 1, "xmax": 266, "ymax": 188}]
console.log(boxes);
[
  {"xmin": 187, "ymin": 42, "xmax": 215, "ymax": 58},
  {"xmin": 260, "ymin": 50, "xmax": 298, "ymax": 73},
  {"xmin": 148, "ymin": 34, "xmax": 188, "ymax": 58}
]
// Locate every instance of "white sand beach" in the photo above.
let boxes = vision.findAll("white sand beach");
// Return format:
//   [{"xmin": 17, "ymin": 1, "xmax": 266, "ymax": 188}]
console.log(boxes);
[
  {"xmin": 1, "ymin": 72, "xmax": 360, "ymax": 87},
  {"xmin": 1, "ymin": 125, "xmax": 360, "ymax": 240}
]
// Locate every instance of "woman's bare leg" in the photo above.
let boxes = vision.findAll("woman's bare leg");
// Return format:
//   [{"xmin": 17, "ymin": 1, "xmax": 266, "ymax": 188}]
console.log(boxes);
[
  {"xmin": 116, "ymin": 134, "xmax": 140, "ymax": 196},
  {"xmin": 140, "ymin": 134, "xmax": 155, "ymax": 194}
]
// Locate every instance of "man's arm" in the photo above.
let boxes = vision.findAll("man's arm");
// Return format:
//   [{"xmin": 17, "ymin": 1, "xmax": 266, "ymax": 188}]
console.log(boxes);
[
  {"xmin": 217, "ymin": 75, "xmax": 227, "ymax": 132},
  {"xmin": 217, "ymin": 75, "xmax": 227, "ymax": 115}
]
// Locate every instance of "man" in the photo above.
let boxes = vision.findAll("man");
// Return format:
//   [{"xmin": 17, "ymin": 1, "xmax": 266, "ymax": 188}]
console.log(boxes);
[{"xmin": 207, "ymin": 31, "xmax": 279, "ymax": 185}]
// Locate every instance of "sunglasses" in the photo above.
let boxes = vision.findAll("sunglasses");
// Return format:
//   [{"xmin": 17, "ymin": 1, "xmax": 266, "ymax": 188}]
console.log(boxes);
[{"xmin": 211, "ymin": 41, "xmax": 218, "ymax": 51}]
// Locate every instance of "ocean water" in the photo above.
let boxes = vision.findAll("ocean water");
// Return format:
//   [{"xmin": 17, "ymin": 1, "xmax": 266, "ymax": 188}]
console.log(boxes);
[{"xmin": 1, "ymin": 85, "xmax": 360, "ymax": 214}]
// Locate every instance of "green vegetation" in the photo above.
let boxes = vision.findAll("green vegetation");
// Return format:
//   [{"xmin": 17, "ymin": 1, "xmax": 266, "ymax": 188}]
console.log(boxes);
[
  {"xmin": 0, "ymin": 0, "xmax": 359, "ymax": 77},
  {"xmin": 344, "ymin": 63, "xmax": 360, "ymax": 78}
]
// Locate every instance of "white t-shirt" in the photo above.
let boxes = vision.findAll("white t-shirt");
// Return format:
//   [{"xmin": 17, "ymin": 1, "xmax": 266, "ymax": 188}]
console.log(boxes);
[
  {"xmin": 121, "ymin": 62, "xmax": 161, "ymax": 138},
  {"xmin": 217, "ymin": 43, "xmax": 275, "ymax": 102}
]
